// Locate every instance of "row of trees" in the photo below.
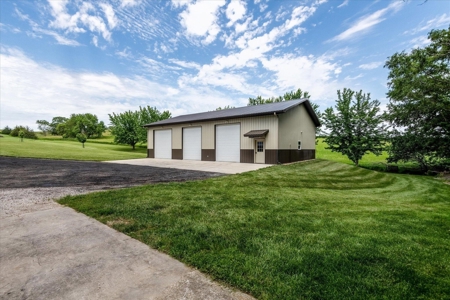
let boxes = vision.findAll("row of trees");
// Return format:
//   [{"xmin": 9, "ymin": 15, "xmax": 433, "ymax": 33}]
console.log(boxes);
[
  {"xmin": 1, "ymin": 126, "xmax": 38, "ymax": 139},
  {"xmin": 3, "ymin": 107, "xmax": 171, "ymax": 149},
  {"xmin": 37, "ymin": 113, "xmax": 106, "ymax": 138}
]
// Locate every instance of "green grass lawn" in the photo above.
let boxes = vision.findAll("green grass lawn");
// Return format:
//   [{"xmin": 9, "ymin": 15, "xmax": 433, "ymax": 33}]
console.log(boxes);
[
  {"xmin": 59, "ymin": 160, "xmax": 450, "ymax": 299},
  {"xmin": 316, "ymin": 138, "xmax": 388, "ymax": 165},
  {"xmin": 0, "ymin": 134, "xmax": 146, "ymax": 161}
]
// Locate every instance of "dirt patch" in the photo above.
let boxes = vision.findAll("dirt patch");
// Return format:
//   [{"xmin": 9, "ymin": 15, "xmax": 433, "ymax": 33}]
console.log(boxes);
[
  {"xmin": 106, "ymin": 218, "xmax": 134, "ymax": 226},
  {"xmin": 0, "ymin": 157, "xmax": 224, "ymax": 189}
]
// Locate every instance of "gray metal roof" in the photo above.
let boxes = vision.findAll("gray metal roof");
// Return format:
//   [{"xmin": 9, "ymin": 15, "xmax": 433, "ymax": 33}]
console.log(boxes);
[
  {"xmin": 243, "ymin": 129, "xmax": 269, "ymax": 138},
  {"xmin": 144, "ymin": 99, "xmax": 321, "ymax": 127}
]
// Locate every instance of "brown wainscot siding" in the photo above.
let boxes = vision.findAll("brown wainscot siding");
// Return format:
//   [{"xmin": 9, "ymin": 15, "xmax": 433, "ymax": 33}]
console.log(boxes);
[
  {"xmin": 240, "ymin": 149, "xmax": 254, "ymax": 163},
  {"xmin": 277, "ymin": 149, "xmax": 315, "ymax": 164},
  {"xmin": 201, "ymin": 149, "xmax": 215, "ymax": 161},
  {"xmin": 265, "ymin": 150, "xmax": 279, "ymax": 164},
  {"xmin": 147, "ymin": 149, "xmax": 154, "ymax": 158},
  {"xmin": 172, "ymin": 149, "xmax": 183, "ymax": 160}
]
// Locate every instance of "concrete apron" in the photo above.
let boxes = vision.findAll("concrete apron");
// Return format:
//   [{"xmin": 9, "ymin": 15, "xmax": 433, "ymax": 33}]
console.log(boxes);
[
  {"xmin": 106, "ymin": 158, "xmax": 272, "ymax": 174},
  {"xmin": 0, "ymin": 206, "xmax": 254, "ymax": 300}
]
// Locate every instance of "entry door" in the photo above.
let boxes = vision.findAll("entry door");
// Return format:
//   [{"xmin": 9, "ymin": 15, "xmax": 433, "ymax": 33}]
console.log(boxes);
[{"xmin": 255, "ymin": 140, "xmax": 265, "ymax": 164}]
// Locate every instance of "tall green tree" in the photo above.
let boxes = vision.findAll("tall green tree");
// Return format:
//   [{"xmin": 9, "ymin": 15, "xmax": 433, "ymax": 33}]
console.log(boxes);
[
  {"xmin": 36, "ymin": 120, "xmax": 51, "ymax": 136},
  {"xmin": 18, "ymin": 130, "xmax": 25, "ymax": 142},
  {"xmin": 323, "ymin": 88, "xmax": 385, "ymax": 166},
  {"xmin": 385, "ymin": 26, "xmax": 450, "ymax": 170},
  {"xmin": 50, "ymin": 117, "xmax": 68, "ymax": 135},
  {"xmin": 76, "ymin": 133, "xmax": 87, "ymax": 148},
  {"xmin": 109, "ymin": 106, "xmax": 171, "ymax": 149},
  {"xmin": 57, "ymin": 114, "xmax": 106, "ymax": 138}
]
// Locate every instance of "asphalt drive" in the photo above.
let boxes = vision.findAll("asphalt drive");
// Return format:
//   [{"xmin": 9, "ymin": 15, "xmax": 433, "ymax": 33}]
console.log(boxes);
[{"xmin": 0, "ymin": 156, "xmax": 225, "ymax": 188}]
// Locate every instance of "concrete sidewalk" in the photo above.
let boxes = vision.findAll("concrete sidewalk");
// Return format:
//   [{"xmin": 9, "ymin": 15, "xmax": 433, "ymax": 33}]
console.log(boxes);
[
  {"xmin": 0, "ymin": 204, "xmax": 254, "ymax": 300},
  {"xmin": 106, "ymin": 158, "xmax": 271, "ymax": 174}
]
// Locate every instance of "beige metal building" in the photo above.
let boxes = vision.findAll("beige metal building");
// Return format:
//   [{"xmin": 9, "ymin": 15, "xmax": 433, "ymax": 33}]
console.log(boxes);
[{"xmin": 144, "ymin": 99, "xmax": 321, "ymax": 164}]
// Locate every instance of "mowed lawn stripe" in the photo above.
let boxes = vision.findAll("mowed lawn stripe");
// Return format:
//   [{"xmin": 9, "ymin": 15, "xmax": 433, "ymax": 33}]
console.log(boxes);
[{"xmin": 59, "ymin": 160, "xmax": 450, "ymax": 299}]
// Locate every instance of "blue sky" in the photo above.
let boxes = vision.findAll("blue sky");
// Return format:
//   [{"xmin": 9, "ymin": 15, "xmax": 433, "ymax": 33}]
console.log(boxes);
[{"xmin": 1, "ymin": 0, "xmax": 449, "ymax": 129}]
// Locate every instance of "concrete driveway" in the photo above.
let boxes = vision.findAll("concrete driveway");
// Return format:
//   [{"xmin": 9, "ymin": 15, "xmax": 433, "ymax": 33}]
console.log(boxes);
[
  {"xmin": 0, "ymin": 204, "xmax": 253, "ymax": 300},
  {"xmin": 106, "ymin": 158, "xmax": 271, "ymax": 174}
]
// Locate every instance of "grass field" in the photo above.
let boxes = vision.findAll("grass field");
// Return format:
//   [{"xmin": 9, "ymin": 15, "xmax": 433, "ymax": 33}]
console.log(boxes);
[
  {"xmin": 59, "ymin": 160, "xmax": 450, "ymax": 299},
  {"xmin": 0, "ymin": 134, "xmax": 146, "ymax": 161}
]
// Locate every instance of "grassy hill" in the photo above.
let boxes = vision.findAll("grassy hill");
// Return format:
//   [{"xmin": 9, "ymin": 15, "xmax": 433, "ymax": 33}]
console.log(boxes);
[
  {"xmin": 0, "ymin": 134, "xmax": 147, "ymax": 161},
  {"xmin": 59, "ymin": 160, "xmax": 450, "ymax": 299}
]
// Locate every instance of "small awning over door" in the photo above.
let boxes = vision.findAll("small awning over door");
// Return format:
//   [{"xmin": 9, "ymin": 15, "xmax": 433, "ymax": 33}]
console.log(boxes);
[{"xmin": 243, "ymin": 129, "xmax": 269, "ymax": 138}]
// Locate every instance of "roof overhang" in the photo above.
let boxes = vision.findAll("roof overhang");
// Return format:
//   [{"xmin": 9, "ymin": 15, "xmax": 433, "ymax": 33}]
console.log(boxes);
[{"xmin": 243, "ymin": 129, "xmax": 269, "ymax": 138}]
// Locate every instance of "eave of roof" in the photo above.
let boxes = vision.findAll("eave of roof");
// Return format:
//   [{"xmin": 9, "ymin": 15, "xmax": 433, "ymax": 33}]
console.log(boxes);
[{"xmin": 144, "ymin": 98, "xmax": 321, "ymax": 128}]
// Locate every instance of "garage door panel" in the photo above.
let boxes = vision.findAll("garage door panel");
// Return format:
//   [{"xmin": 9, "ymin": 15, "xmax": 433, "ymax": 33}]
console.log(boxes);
[
  {"xmin": 183, "ymin": 127, "xmax": 201, "ymax": 160},
  {"xmin": 155, "ymin": 130, "xmax": 172, "ymax": 159},
  {"xmin": 216, "ymin": 124, "xmax": 240, "ymax": 162}
]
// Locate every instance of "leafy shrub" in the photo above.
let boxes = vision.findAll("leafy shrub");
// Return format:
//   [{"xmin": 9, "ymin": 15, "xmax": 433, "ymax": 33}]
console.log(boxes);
[
  {"xmin": 1, "ymin": 126, "xmax": 12, "ymax": 135},
  {"xmin": 10, "ymin": 126, "xmax": 38, "ymax": 139}
]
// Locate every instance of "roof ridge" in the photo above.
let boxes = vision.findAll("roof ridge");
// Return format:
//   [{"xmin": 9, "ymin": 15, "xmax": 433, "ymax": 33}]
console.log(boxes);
[{"xmin": 143, "ymin": 98, "xmax": 318, "ymax": 128}]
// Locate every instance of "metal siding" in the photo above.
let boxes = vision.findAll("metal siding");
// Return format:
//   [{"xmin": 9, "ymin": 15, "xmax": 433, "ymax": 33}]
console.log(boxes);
[
  {"xmin": 278, "ymin": 105, "xmax": 316, "ymax": 150},
  {"xmin": 200, "ymin": 115, "xmax": 278, "ymax": 150},
  {"xmin": 148, "ymin": 115, "xmax": 279, "ymax": 154},
  {"xmin": 172, "ymin": 126, "xmax": 182, "ymax": 149},
  {"xmin": 147, "ymin": 129, "xmax": 153, "ymax": 149}
]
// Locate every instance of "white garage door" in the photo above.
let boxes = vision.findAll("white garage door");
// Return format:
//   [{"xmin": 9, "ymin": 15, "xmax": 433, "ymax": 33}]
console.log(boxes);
[
  {"xmin": 216, "ymin": 124, "xmax": 240, "ymax": 162},
  {"xmin": 154, "ymin": 129, "xmax": 172, "ymax": 159},
  {"xmin": 183, "ymin": 127, "xmax": 201, "ymax": 160}
]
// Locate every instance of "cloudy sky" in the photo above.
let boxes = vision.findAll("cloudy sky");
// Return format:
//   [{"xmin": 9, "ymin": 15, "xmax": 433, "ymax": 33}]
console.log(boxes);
[{"xmin": 1, "ymin": 0, "xmax": 449, "ymax": 129}]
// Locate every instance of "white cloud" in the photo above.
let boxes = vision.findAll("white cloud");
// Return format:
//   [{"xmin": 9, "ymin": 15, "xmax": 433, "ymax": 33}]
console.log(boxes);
[
  {"xmin": 92, "ymin": 36, "xmax": 99, "ymax": 47},
  {"xmin": 14, "ymin": 7, "xmax": 81, "ymax": 46},
  {"xmin": 337, "ymin": 0, "xmax": 349, "ymax": 9},
  {"xmin": 0, "ymin": 23, "xmax": 21, "ymax": 34},
  {"xmin": 0, "ymin": 47, "xmax": 236, "ymax": 129},
  {"xmin": 330, "ymin": 1, "xmax": 404, "ymax": 42},
  {"xmin": 359, "ymin": 61, "xmax": 382, "ymax": 70},
  {"xmin": 226, "ymin": 0, "xmax": 246, "ymax": 27},
  {"xmin": 260, "ymin": 54, "xmax": 342, "ymax": 100},
  {"xmin": 260, "ymin": 3, "xmax": 268, "ymax": 12},
  {"xmin": 99, "ymin": 3, "xmax": 119, "ymax": 30},
  {"xmin": 179, "ymin": 1, "xmax": 326, "ymax": 95},
  {"xmin": 404, "ymin": 13, "xmax": 450, "ymax": 35},
  {"xmin": 115, "ymin": 47, "xmax": 133, "ymax": 59},
  {"xmin": 235, "ymin": 16, "xmax": 252, "ymax": 34},
  {"xmin": 409, "ymin": 35, "xmax": 431, "ymax": 49},
  {"xmin": 47, "ymin": 0, "xmax": 112, "ymax": 42},
  {"xmin": 120, "ymin": 0, "xmax": 140, "ymax": 8},
  {"xmin": 169, "ymin": 59, "xmax": 201, "ymax": 70},
  {"xmin": 178, "ymin": 0, "xmax": 226, "ymax": 45}
]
